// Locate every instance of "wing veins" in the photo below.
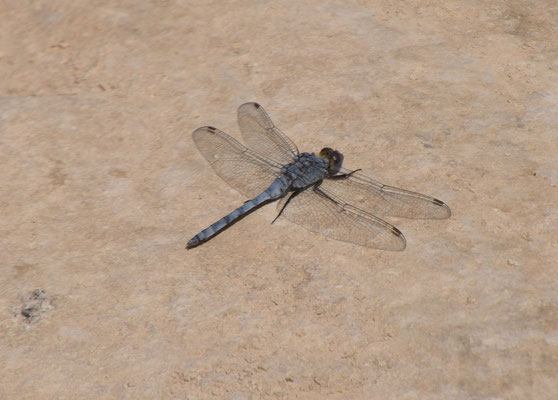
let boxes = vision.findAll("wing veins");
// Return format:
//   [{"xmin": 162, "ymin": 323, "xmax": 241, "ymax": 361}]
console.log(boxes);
[{"xmin": 323, "ymin": 168, "xmax": 451, "ymax": 219}]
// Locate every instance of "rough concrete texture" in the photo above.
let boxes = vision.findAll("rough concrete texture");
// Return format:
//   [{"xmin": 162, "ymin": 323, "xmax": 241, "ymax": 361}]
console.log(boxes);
[{"xmin": 1, "ymin": 0, "xmax": 557, "ymax": 399}]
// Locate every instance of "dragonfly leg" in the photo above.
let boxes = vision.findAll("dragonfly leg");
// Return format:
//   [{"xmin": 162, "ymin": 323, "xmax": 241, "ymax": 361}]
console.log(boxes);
[
  {"xmin": 313, "ymin": 185, "xmax": 340, "ymax": 205},
  {"xmin": 328, "ymin": 168, "xmax": 362, "ymax": 180},
  {"xmin": 272, "ymin": 188, "xmax": 305, "ymax": 224}
]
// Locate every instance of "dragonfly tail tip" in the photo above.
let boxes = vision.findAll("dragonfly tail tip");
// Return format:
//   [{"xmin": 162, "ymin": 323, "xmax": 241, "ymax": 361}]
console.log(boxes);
[{"xmin": 186, "ymin": 236, "xmax": 200, "ymax": 249}]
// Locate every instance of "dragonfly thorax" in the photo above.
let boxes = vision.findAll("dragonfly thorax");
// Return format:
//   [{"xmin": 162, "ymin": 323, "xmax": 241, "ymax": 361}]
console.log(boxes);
[{"xmin": 281, "ymin": 152, "xmax": 329, "ymax": 189}]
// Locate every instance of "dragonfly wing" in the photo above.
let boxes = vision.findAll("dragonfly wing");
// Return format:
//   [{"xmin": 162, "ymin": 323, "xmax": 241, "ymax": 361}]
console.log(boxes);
[
  {"xmin": 276, "ymin": 187, "xmax": 406, "ymax": 251},
  {"xmin": 237, "ymin": 102, "xmax": 299, "ymax": 165},
  {"xmin": 192, "ymin": 126, "xmax": 283, "ymax": 198},
  {"xmin": 321, "ymin": 168, "xmax": 451, "ymax": 219}
]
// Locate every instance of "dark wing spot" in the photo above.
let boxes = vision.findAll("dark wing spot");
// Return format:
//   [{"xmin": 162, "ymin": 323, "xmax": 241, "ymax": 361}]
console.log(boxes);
[
  {"xmin": 207, "ymin": 126, "xmax": 216, "ymax": 131},
  {"xmin": 391, "ymin": 227, "xmax": 403, "ymax": 236},
  {"xmin": 254, "ymin": 103, "xmax": 260, "ymax": 108},
  {"xmin": 432, "ymin": 198, "xmax": 446, "ymax": 206}
]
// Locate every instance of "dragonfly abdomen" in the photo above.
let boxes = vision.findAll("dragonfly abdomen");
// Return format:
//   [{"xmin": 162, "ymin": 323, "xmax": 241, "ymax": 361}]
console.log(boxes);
[{"xmin": 187, "ymin": 177, "xmax": 290, "ymax": 248}]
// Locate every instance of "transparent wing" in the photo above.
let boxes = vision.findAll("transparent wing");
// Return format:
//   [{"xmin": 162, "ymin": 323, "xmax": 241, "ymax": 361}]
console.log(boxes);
[
  {"xmin": 237, "ymin": 102, "xmax": 299, "ymax": 165},
  {"xmin": 192, "ymin": 126, "xmax": 283, "ymax": 198},
  {"xmin": 277, "ymin": 187, "xmax": 407, "ymax": 251},
  {"xmin": 320, "ymin": 168, "xmax": 451, "ymax": 219}
]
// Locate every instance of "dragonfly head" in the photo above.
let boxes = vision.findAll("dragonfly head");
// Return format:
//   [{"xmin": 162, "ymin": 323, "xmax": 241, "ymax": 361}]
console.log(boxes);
[{"xmin": 319, "ymin": 147, "xmax": 344, "ymax": 175}]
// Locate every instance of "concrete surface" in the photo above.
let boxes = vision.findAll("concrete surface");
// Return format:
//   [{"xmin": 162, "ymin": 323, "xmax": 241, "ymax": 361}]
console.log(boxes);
[{"xmin": 1, "ymin": 0, "xmax": 557, "ymax": 399}]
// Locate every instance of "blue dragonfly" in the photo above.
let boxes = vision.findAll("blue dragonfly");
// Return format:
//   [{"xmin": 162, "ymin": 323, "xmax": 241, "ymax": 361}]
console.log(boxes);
[{"xmin": 188, "ymin": 103, "xmax": 450, "ymax": 250}]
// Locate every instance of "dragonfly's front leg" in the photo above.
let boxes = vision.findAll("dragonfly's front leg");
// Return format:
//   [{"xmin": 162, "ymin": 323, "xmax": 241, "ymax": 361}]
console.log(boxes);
[{"xmin": 328, "ymin": 168, "xmax": 362, "ymax": 180}]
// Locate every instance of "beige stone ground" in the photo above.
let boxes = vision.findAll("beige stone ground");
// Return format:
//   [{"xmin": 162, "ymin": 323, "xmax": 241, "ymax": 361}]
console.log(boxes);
[{"xmin": 2, "ymin": 1, "xmax": 558, "ymax": 399}]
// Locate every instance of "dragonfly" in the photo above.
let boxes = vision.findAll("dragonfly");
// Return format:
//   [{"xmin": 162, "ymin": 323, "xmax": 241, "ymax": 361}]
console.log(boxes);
[{"xmin": 187, "ymin": 103, "xmax": 450, "ymax": 250}]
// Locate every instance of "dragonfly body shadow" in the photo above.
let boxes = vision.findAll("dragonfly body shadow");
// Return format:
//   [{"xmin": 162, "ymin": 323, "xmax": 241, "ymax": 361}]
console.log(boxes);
[{"xmin": 187, "ymin": 103, "xmax": 450, "ymax": 250}]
